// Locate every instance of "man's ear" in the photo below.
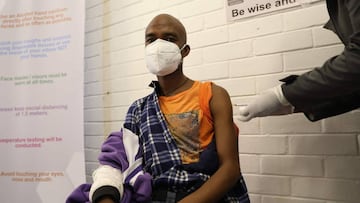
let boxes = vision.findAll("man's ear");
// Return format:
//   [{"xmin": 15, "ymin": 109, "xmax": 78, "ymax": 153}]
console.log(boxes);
[{"xmin": 182, "ymin": 44, "xmax": 190, "ymax": 57}]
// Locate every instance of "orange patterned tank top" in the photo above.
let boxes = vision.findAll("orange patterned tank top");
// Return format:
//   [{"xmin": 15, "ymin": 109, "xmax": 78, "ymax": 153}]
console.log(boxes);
[{"xmin": 159, "ymin": 81, "xmax": 213, "ymax": 164}]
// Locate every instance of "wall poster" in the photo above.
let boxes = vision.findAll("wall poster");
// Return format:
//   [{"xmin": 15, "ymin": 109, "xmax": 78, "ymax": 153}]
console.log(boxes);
[{"xmin": 0, "ymin": 0, "xmax": 85, "ymax": 202}]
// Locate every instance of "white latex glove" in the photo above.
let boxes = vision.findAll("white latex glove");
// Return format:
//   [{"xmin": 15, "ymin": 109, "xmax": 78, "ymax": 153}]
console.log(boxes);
[{"xmin": 237, "ymin": 85, "xmax": 294, "ymax": 122}]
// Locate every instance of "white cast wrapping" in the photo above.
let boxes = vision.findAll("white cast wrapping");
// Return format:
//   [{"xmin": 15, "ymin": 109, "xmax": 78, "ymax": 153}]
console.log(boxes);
[{"xmin": 89, "ymin": 165, "xmax": 124, "ymax": 202}]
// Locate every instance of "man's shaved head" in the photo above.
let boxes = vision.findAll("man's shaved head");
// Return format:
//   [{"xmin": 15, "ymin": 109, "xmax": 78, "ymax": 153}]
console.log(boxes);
[{"xmin": 145, "ymin": 14, "xmax": 187, "ymax": 47}]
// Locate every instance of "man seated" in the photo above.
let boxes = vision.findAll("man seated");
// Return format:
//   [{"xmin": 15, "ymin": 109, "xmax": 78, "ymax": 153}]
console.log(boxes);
[{"xmin": 67, "ymin": 13, "xmax": 250, "ymax": 203}]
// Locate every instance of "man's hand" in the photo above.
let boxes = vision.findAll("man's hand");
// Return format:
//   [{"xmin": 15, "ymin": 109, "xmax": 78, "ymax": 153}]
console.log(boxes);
[{"xmin": 237, "ymin": 85, "xmax": 294, "ymax": 121}]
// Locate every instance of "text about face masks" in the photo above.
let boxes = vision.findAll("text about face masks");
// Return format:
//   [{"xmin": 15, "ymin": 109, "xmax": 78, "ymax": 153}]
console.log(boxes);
[{"xmin": 0, "ymin": 72, "xmax": 68, "ymax": 86}]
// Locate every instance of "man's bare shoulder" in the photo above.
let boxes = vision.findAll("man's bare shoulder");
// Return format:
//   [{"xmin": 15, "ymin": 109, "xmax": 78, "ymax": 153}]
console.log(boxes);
[{"xmin": 210, "ymin": 83, "xmax": 230, "ymax": 98}]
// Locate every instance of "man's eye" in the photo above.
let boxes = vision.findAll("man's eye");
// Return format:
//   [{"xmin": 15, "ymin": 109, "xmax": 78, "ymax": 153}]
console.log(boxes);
[
  {"xmin": 146, "ymin": 38, "xmax": 155, "ymax": 44},
  {"xmin": 165, "ymin": 37, "xmax": 175, "ymax": 42}
]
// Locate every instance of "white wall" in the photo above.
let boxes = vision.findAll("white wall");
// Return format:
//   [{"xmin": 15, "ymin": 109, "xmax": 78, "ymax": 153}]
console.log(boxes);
[{"xmin": 84, "ymin": 0, "xmax": 360, "ymax": 202}]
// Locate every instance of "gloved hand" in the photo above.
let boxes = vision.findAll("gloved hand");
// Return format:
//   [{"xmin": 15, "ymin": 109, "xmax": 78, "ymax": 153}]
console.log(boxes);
[{"xmin": 237, "ymin": 85, "xmax": 294, "ymax": 121}]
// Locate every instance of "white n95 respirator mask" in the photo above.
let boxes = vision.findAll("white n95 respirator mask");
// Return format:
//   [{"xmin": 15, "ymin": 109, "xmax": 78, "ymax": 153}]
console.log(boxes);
[{"xmin": 145, "ymin": 38, "xmax": 186, "ymax": 76}]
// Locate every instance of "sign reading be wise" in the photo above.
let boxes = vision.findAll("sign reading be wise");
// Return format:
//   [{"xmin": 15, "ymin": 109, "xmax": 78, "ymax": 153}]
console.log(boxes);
[{"xmin": 225, "ymin": 0, "xmax": 300, "ymax": 21}]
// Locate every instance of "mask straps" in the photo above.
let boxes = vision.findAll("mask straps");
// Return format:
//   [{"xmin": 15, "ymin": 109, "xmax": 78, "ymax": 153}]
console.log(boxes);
[
  {"xmin": 180, "ymin": 44, "xmax": 187, "ymax": 51},
  {"xmin": 179, "ymin": 44, "xmax": 187, "ymax": 63}
]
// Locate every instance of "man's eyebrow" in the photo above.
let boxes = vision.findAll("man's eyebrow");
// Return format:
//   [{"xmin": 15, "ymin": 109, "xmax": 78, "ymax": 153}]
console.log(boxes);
[
  {"xmin": 163, "ymin": 31, "xmax": 178, "ymax": 36},
  {"xmin": 145, "ymin": 33, "xmax": 156, "ymax": 38},
  {"xmin": 145, "ymin": 32, "xmax": 179, "ymax": 40}
]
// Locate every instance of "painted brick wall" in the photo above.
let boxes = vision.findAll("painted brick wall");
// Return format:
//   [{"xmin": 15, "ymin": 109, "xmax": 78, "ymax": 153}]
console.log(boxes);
[{"xmin": 84, "ymin": 0, "xmax": 360, "ymax": 202}]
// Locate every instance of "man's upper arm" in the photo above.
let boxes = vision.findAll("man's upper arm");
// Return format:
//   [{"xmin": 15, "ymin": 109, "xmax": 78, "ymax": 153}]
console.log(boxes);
[{"xmin": 209, "ymin": 84, "xmax": 239, "ymax": 164}]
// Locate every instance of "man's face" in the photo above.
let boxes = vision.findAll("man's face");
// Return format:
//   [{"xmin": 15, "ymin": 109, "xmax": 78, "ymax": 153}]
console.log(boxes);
[{"xmin": 145, "ymin": 15, "xmax": 186, "ymax": 49}]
